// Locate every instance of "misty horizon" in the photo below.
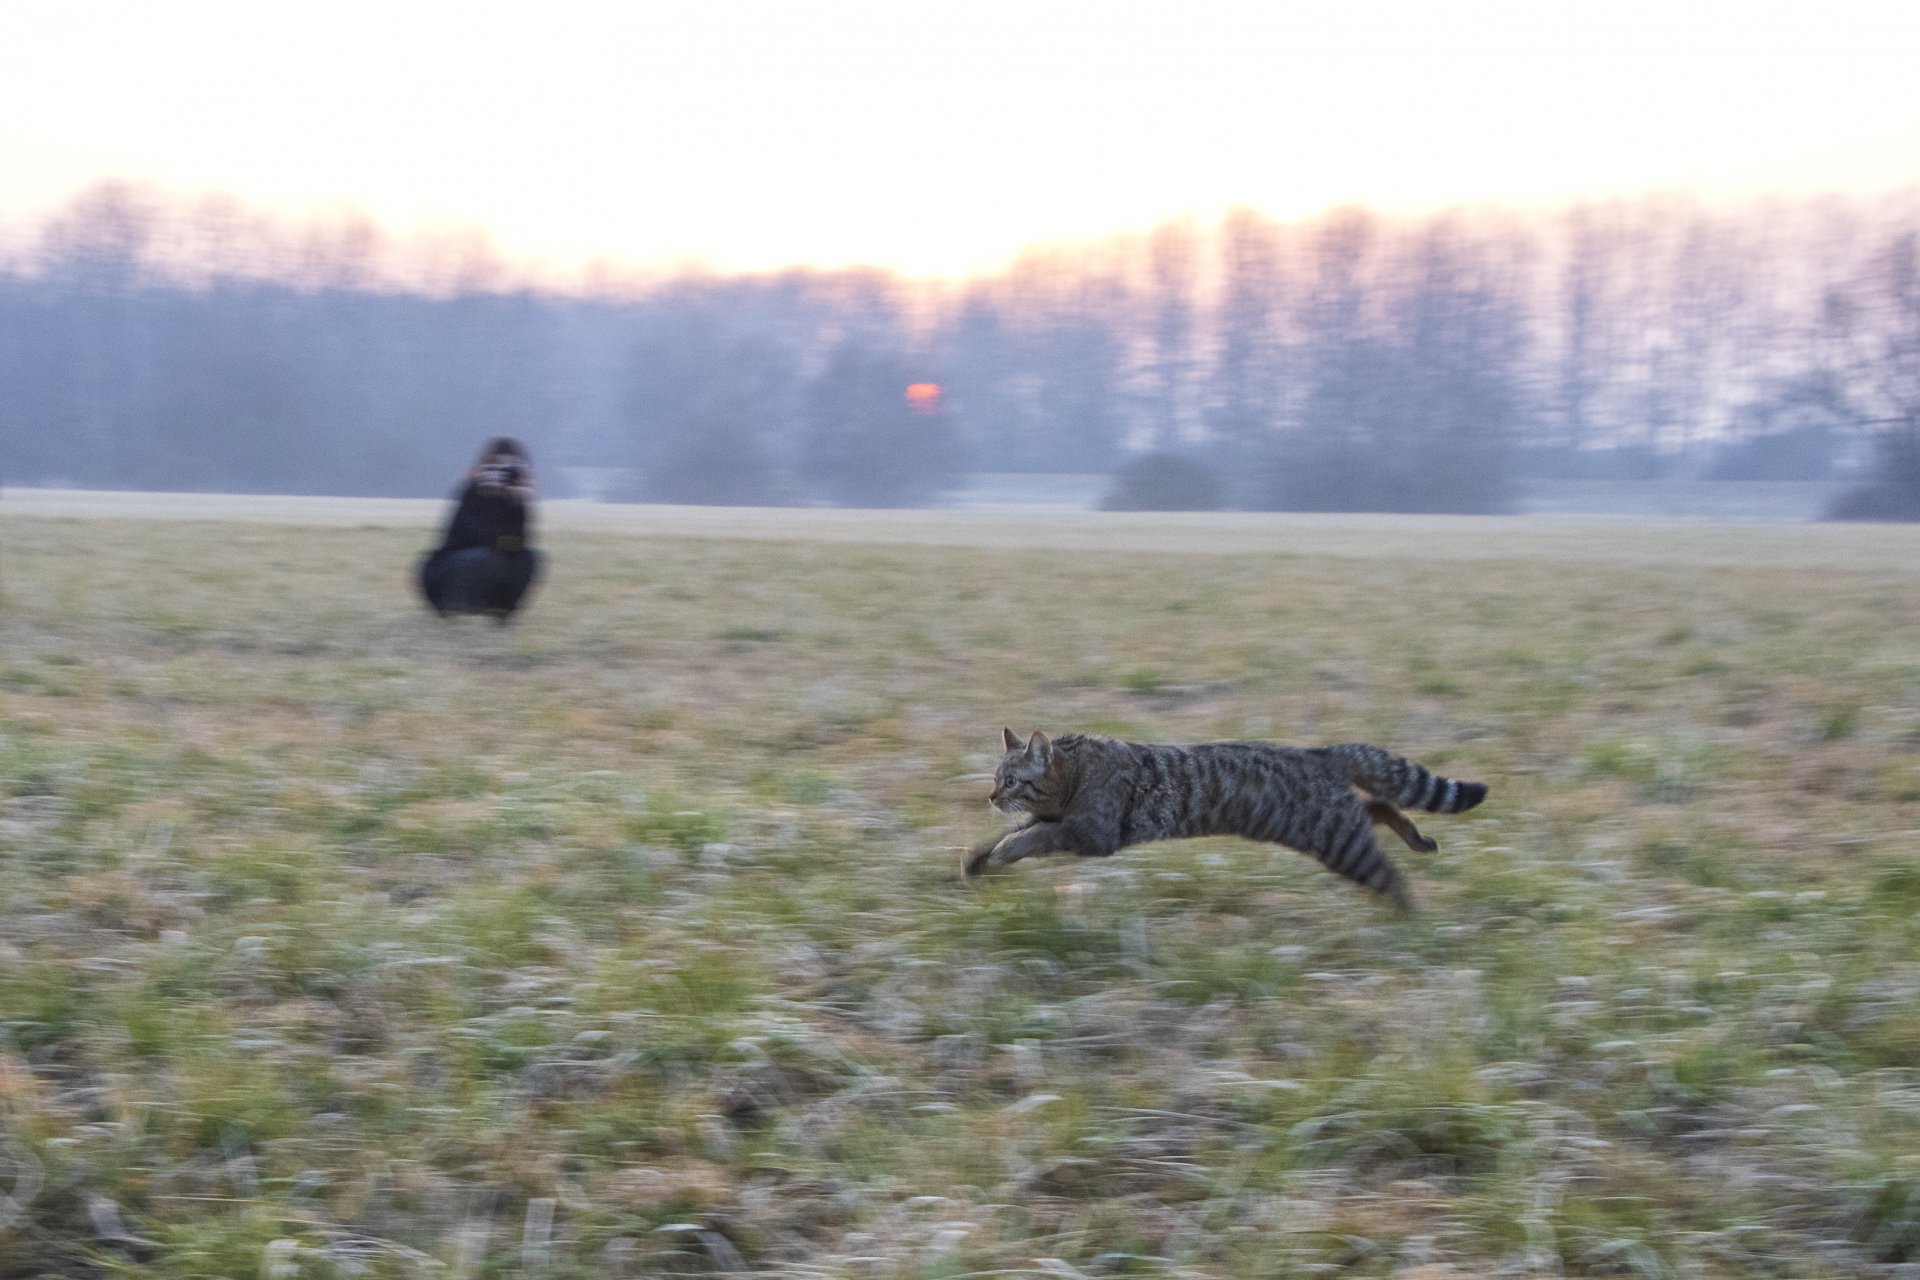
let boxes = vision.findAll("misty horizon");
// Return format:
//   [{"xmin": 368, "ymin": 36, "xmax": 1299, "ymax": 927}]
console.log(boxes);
[{"xmin": 3, "ymin": 182, "xmax": 1917, "ymax": 520}]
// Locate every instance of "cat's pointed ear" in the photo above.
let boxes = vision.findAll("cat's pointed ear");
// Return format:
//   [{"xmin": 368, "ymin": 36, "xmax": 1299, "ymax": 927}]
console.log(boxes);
[
  {"xmin": 1002, "ymin": 727, "xmax": 1021, "ymax": 752},
  {"xmin": 1027, "ymin": 730, "xmax": 1052, "ymax": 761}
]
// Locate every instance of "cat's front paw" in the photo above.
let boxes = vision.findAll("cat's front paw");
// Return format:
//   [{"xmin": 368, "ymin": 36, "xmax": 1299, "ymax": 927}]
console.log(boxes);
[{"xmin": 964, "ymin": 837, "xmax": 1005, "ymax": 877}]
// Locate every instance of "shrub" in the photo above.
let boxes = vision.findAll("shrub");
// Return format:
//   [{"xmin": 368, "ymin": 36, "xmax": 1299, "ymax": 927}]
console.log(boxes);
[
  {"xmin": 642, "ymin": 422, "xmax": 791, "ymax": 506},
  {"xmin": 1824, "ymin": 482, "xmax": 1920, "ymax": 522},
  {"xmin": 1100, "ymin": 452, "xmax": 1227, "ymax": 511}
]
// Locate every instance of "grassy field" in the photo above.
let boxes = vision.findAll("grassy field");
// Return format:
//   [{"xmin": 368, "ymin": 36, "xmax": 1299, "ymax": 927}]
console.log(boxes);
[{"xmin": 3, "ymin": 508, "xmax": 1920, "ymax": 1278}]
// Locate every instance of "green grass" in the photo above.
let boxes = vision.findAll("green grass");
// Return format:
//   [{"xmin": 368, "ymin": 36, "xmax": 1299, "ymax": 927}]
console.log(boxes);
[{"xmin": 2, "ymin": 513, "xmax": 1919, "ymax": 1276}]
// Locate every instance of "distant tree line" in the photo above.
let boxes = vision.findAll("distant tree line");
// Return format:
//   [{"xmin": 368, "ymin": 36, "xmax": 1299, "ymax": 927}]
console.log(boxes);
[{"xmin": 1, "ymin": 182, "xmax": 1917, "ymax": 514}]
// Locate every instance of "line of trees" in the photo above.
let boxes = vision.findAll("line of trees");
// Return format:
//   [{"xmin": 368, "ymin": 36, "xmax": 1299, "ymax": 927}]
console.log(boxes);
[{"xmin": 1, "ymin": 182, "xmax": 1916, "ymax": 513}]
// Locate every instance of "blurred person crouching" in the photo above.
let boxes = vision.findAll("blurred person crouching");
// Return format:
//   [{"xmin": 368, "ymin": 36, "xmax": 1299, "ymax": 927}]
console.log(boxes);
[{"xmin": 417, "ymin": 437, "xmax": 543, "ymax": 621}]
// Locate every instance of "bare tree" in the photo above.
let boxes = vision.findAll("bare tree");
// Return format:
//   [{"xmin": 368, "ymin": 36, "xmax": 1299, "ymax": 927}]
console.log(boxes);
[
  {"xmin": 1139, "ymin": 220, "xmax": 1200, "ymax": 452},
  {"xmin": 1825, "ymin": 229, "xmax": 1920, "ymax": 517},
  {"xmin": 1551, "ymin": 203, "xmax": 1628, "ymax": 455},
  {"xmin": 1209, "ymin": 207, "xmax": 1289, "ymax": 476}
]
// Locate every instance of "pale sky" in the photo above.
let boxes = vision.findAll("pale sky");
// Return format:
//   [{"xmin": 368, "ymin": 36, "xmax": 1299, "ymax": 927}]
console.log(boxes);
[{"xmin": 3, "ymin": 0, "xmax": 1917, "ymax": 278}]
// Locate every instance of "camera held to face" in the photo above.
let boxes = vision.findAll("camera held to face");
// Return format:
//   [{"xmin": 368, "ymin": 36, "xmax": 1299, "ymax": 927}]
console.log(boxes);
[{"xmin": 480, "ymin": 461, "xmax": 523, "ymax": 490}]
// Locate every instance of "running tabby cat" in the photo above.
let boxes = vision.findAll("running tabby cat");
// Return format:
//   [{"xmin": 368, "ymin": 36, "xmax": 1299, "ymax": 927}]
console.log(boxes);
[{"xmin": 968, "ymin": 729, "xmax": 1487, "ymax": 911}]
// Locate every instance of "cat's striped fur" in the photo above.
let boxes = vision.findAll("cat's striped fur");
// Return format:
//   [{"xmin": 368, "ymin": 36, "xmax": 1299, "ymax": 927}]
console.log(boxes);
[{"xmin": 968, "ymin": 729, "xmax": 1487, "ymax": 911}]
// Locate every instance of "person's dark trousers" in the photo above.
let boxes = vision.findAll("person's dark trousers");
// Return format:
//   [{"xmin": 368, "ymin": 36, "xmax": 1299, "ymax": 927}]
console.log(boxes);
[{"xmin": 419, "ymin": 547, "xmax": 542, "ymax": 619}]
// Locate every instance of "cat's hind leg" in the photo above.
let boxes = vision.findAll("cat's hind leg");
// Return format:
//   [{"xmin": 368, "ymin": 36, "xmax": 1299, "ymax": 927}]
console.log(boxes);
[
  {"xmin": 1312, "ymin": 806, "xmax": 1417, "ymax": 914},
  {"xmin": 1365, "ymin": 799, "xmax": 1438, "ymax": 853}
]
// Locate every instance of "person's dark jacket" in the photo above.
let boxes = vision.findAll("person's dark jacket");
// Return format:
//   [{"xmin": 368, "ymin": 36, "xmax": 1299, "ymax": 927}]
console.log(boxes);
[{"xmin": 426, "ymin": 481, "xmax": 529, "ymax": 562}]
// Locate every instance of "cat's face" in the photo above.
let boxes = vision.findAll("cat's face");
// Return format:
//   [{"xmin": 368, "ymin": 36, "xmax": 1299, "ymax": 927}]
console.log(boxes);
[{"xmin": 990, "ymin": 728, "xmax": 1061, "ymax": 817}]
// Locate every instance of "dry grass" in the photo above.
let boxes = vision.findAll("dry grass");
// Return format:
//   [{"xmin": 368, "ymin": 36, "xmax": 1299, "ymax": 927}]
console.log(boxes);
[{"xmin": 3, "ymin": 509, "xmax": 1920, "ymax": 1277}]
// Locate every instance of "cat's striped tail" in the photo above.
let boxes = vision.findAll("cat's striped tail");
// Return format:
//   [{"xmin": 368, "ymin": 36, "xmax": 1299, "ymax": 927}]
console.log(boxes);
[{"xmin": 1325, "ymin": 743, "xmax": 1487, "ymax": 814}]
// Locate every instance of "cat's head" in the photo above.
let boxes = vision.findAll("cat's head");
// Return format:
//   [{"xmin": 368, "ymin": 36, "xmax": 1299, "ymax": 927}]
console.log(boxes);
[{"xmin": 990, "ymin": 727, "xmax": 1062, "ymax": 816}]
